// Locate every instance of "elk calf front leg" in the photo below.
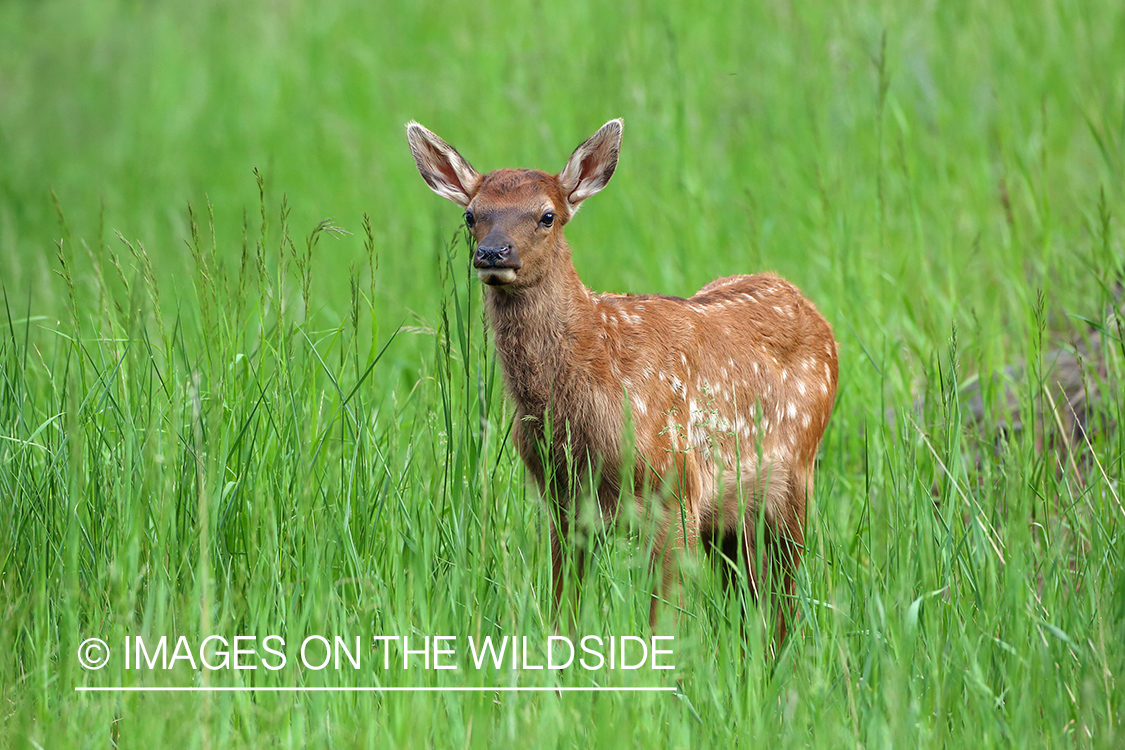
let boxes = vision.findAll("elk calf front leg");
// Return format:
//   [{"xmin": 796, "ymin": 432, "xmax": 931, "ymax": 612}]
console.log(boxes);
[{"xmin": 549, "ymin": 509, "xmax": 590, "ymax": 625}]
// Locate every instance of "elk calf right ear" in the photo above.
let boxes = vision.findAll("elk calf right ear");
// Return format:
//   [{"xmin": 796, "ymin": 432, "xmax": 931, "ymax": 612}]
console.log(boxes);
[
  {"xmin": 557, "ymin": 118, "xmax": 623, "ymax": 213},
  {"xmin": 406, "ymin": 122, "xmax": 482, "ymax": 207}
]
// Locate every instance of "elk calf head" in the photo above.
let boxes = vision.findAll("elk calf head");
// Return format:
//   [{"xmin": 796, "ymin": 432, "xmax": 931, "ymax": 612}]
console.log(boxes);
[{"xmin": 407, "ymin": 119, "xmax": 622, "ymax": 289}]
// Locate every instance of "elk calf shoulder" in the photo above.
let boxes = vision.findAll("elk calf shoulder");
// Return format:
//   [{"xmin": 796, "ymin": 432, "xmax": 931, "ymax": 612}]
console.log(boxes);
[{"xmin": 407, "ymin": 118, "xmax": 838, "ymax": 638}]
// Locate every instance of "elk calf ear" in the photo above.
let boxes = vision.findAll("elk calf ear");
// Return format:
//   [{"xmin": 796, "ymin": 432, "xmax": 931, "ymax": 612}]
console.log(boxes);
[
  {"xmin": 557, "ymin": 118, "xmax": 623, "ymax": 212},
  {"xmin": 406, "ymin": 122, "xmax": 482, "ymax": 207}
]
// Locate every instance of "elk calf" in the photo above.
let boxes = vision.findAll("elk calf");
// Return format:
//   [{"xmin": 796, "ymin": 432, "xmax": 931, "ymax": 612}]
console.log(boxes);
[{"xmin": 407, "ymin": 119, "xmax": 838, "ymax": 638}]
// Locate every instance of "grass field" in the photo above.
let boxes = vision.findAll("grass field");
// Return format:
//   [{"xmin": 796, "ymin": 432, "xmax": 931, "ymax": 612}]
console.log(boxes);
[{"xmin": 2, "ymin": 0, "xmax": 1124, "ymax": 746}]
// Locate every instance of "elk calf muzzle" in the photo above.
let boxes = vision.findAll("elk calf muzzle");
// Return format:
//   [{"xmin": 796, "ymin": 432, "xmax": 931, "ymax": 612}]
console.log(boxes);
[
  {"xmin": 473, "ymin": 243, "xmax": 518, "ymax": 267},
  {"xmin": 474, "ymin": 240, "xmax": 521, "ymax": 285}
]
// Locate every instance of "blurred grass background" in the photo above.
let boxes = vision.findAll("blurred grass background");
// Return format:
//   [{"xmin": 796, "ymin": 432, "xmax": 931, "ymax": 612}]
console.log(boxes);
[
  {"xmin": 1, "ymin": 0, "xmax": 1123, "ymax": 747},
  {"xmin": 5, "ymin": 0, "xmax": 1121, "ymax": 346}
]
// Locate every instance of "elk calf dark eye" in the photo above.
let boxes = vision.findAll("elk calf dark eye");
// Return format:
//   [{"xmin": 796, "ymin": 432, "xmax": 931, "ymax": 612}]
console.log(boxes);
[
  {"xmin": 540, "ymin": 212, "xmax": 555, "ymax": 227},
  {"xmin": 464, "ymin": 211, "xmax": 476, "ymax": 229}
]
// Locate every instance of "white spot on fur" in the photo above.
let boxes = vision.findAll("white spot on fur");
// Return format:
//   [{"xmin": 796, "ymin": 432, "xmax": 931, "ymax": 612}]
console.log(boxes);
[
  {"xmin": 797, "ymin": 380, "xmax": 806, "ymax": 395},
  {"xmin": 787, "ymin": 403, "xmax": 797, "ymax": 419},
  {"xmin": 773, "ymin": 305, "xmax": 784, "ymax": 315},
  {"xmin": 632, "ymin": 394, "xmax": 647, "ymax": 416},
  {"xmin": 781, "ymin": 369, "xmax": 788, "ymax": 382},
  {"xmin": 821, "ymin": 382, "xmax": 829, "ymax": 395},
  {"xmin": 801, "ymin": 413, "xmax": 811, "ymax": 428}
]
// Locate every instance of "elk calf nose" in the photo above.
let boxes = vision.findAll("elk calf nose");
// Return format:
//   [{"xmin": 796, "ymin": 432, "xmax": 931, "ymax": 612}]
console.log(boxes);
[{"xmin": 474, "ymin": 243, "xmax": 520, "ymax": 269}]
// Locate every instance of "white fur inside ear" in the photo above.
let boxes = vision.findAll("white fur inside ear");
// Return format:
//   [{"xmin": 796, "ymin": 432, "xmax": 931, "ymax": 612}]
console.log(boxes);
[
  {"xmin": 406, "ymin": 121, "xmax": 482, "ymax": 207},
  {"xmin": 558, "ymin": 118, "xmax": 623, "ymax": 209}
]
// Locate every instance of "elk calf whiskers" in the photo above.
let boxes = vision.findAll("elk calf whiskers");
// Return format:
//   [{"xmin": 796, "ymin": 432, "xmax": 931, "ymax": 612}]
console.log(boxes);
[{"xmin": 407, "ymin": 118, "xmax": 838, "ymax": 639}]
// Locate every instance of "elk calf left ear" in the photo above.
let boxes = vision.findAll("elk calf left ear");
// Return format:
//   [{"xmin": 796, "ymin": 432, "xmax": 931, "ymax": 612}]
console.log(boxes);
[
  {"xmin": 406, "ymin": 122, "xmax": 482, "ymax": 207},
  {"xmin": 558, "ymin": 118, "xmax": 623, "ymax": 213}
]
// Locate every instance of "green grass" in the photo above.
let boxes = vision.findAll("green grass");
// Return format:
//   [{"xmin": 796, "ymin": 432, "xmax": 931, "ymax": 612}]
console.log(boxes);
[{"xmin": 2, "ymin": 0, "xmax": 1124, "ymax": 746}]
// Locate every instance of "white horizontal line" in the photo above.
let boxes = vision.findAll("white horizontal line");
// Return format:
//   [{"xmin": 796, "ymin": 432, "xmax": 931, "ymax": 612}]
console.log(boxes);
[{"xmin": 75, "ymin": 686, "xmax": 675, "ymax": 693}]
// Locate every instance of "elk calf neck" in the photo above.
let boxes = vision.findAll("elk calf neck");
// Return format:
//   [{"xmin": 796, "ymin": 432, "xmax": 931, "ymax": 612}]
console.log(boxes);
[{"xmin": 407, "ymin": 118, "xmax": 838, "ymax": 637}]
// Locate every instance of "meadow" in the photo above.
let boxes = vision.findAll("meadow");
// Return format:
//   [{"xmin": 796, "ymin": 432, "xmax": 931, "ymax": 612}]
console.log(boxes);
[{"xmin": 1, "ymin": 0, "xmax": 1123, "ymax": 746}]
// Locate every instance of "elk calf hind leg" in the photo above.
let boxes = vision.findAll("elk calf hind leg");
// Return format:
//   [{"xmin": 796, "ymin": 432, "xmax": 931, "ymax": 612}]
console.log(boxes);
[
  {"xmin": 647, "ymin": 508, "xmax": 700, "ymax": 629},
  {"xmin": 752, "ymin": 482, "xmax": 807, "ymax": 643},
  {"xmin": 762, "ymin": 522, "xmax": 804, "ymax": 643}
]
